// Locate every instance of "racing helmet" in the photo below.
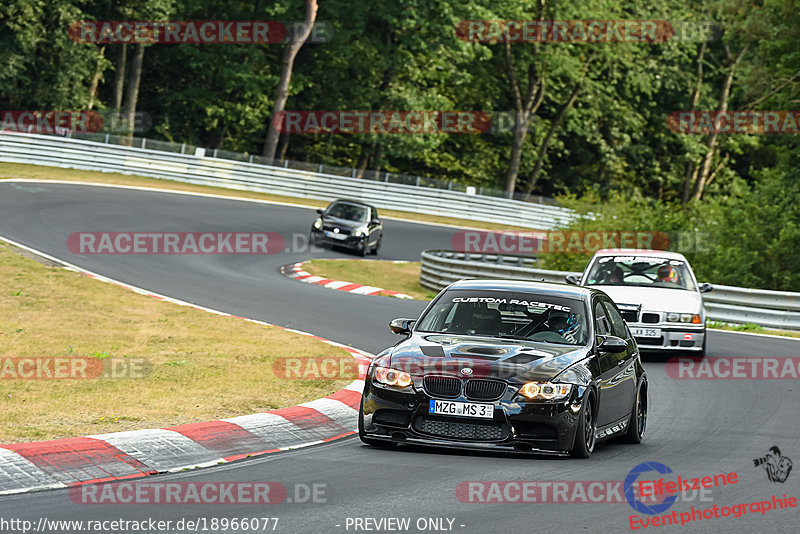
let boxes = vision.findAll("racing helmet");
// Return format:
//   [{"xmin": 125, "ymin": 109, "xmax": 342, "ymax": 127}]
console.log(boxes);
[
  {"xmin": 657, "ymin": 265, "xmax": 679, "ymax": 283},
  {"xmin": 549, "ymin": 312, "xmax": 582, "ymax": 342}
]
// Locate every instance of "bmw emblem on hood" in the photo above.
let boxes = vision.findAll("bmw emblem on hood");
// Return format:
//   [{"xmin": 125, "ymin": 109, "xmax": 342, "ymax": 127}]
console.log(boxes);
[{"xmin": 460, "ymin": 368, "xmax": 473, "ymax": 376}]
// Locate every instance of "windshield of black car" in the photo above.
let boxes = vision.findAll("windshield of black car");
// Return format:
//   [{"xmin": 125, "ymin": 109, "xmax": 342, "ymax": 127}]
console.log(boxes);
[
  {"xmin": 326, "ymin": 203, "xmax": 368, "ymax": 222},
  {"xmin": 416, "ymin": 290, "xmax": 588, "ymax": 345},
  {"xmin": 585, "ymin": 255, "xmax": 697, "ymax": 291}
]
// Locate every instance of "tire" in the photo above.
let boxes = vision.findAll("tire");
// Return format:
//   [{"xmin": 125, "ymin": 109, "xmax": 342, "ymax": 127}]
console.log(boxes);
[
  {"xmin": 371, "ymin": 235, "xmax": 382, "ymax": 256},
  {"xmin": 358, "ymin": 401, "xmax": 395, "ymax": 448},
  {"xmin": 621, "ymin": 381, "xmax": 647, "ymax": 444},
  {"xmin": 570, "ymin": 391, "xmax": 596, "ymax": 458},
  {"xmin": 309, "ymin": 230, "xmax": 320, "ymax": 247}
]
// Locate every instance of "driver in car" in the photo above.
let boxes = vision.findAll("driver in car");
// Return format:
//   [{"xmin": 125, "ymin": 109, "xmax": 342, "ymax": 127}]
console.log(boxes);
[
  {"xmin": 600, "ymin": 264, "xmax": 624, "ymax": 284},
  {"xmin": 657, "ymin": 265, "xmax": 679, "ymax": 284}
]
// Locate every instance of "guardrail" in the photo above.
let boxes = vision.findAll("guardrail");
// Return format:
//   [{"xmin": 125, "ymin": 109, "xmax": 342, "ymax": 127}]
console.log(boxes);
[
  {"xmin": 0, "ymin": 132, "xmax": 574, "ymax": 230},
  {"xmin": 420, "ymin": 250, "xmax": 800, "ymax": 330}
]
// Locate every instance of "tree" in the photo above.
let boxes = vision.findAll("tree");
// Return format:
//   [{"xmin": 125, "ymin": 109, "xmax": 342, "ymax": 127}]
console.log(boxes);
[{"xmin": 262, "ymin": 0, "xmax": 318, "ymax": 159}]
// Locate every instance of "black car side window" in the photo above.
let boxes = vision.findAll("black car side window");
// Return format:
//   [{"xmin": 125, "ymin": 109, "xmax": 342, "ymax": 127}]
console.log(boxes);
[
  {"xmin": 602, "ymin": 300, "xmax": 627, "ymax": 339},
  {"xmin": 594, "ymin": 301, "xmax": 610, "ymax": 336}
]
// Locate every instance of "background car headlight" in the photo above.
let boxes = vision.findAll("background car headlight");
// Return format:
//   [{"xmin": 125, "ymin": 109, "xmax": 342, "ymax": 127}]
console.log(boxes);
[
  {"xmin": 667, "ymin": 313, "xmax": 702, "ymax": 323},
  {"xmin": 517, "ymin": 382, "xmax": 572, "ymax": 401},
  {"xmin": 374, "ymin": 366, "xmax": 412, "ymax": 388},
  {"xmin": 313, "ymin": 218, "xmax": 322, "ymax": 230},
  {"xmin": 354, "ymin": 226, "xmax": 368, "ymax": 238}
]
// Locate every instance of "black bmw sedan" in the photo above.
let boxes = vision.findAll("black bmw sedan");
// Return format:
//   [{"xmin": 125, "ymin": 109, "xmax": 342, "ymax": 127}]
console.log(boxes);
[
  {"xmin": 359, "ymin": 280, "xmax": 647, "ymax": 458},
  {"xmin": 309, "ymin": 199, "xmax": 383, "ymax": 256}
]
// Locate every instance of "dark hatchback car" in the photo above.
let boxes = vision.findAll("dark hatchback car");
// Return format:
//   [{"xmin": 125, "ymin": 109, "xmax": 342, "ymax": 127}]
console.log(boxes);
[
  {"xmin": 359, "ymin": 280, "xmax": 647, "ymax": 458},
  {"xmin": 310, "ymin": 199, "xmax": 383, "ymax": 256}
]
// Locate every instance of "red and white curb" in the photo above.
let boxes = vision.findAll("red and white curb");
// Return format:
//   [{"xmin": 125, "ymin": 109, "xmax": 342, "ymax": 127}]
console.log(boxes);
[
  {"xmin": 282, "ymin": 260, "xmax": 414, "ymax": 299},
  {"xmin": 0, "ymin": 235, "xmax": 373, "ymax": 496}
]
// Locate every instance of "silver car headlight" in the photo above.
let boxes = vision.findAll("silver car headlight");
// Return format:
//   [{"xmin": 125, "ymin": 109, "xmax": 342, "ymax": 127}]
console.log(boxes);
[
  {"xmin": 354, "ymin": 226, "xmax": 368, "ymax": 238},
  {"xmin": 313, "ymin": 218, "xmax": 322, "ymax": 230},
  {"xmin": 666, "ymin": 313, "xmax": 702, "ymax": 324}
]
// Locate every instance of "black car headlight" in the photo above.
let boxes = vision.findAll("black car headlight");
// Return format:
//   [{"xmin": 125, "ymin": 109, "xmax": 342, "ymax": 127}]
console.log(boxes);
[
  {"xmin": 373, "ymin": 366, "xmax": 413, "ymax": 389},
  {"xmin": 516, "ymin": 382, "xmax": 573, "ymax": 401}
]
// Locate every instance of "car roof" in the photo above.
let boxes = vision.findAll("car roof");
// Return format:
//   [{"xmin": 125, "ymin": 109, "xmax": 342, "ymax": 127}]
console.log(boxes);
[
  {"xmin": 446, "ymin": 279, "xmax": 594, "ymax": 301},
  {"xmin": 329, "ymin": 199, "xmax": 375, "ymax": 210},
  {"xmin": 591, "ymin": 248, "xmax": 689, "ymax": 261}
]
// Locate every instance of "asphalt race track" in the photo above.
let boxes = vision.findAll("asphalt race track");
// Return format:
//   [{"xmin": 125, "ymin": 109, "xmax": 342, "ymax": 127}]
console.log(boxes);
[{"xmin": 0, "ymin": 181, "xmax": 798, "ymax": 533}]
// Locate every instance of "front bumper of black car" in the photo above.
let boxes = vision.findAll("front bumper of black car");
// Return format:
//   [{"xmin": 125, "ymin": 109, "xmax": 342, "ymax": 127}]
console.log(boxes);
[
  {"xmin": 360, "ymin": 379, "xmax": 587, "ymax": 455},
  {"xmin": 311, "ymin": 228, "xmax": 366, "ymax": 250}
]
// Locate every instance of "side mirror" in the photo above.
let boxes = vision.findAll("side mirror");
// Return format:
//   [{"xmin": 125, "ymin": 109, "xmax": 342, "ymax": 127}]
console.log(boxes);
[
  {"xmin": 316, "ymin": 208, "xmax": 324, "ymax": 215},
  {"xmin": 389, "ymin": 318, "xmax": 415, "ymax": 335},
  {"xmin": 371, "ymin": 218, "xmax": 380, "ymax": 225},
  {"xmin": 598, "ymin": 335, "xmax": 628, "ymax": 353},
  {"xmin": 699, "ymin": 283, "xmax": 713, "ymax": 293},
  {"xmin": 565, "ymin": 274, "xmax": 581, "ymax": 286}
]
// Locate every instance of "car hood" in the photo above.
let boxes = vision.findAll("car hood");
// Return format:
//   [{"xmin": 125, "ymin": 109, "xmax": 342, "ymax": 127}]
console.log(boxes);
[
  {"xmin": 387, "ymin": 333, "xmax": 589, "ymax": 383},
  {"xmin": 589, "ymin": 285, "xmax": 703, "ymax": 313}
]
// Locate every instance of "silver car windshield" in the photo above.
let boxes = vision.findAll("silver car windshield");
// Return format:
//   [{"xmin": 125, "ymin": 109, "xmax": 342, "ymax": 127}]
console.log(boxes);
[
  {"xmin": 416, "ymin": 290, "xmax": 588, "ymax": 345},
  {"xmin": 586, "ymin": 255, "xmax": 697, "ymax": 291}
]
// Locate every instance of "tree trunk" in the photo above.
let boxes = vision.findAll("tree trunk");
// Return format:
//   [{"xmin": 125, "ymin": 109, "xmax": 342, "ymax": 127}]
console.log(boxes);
[
  {"xmin": 122, "ymin": 43, "xmax": 145, "ymax": 139},
  {"xmin": 682, "ymin": 41, "xmax": 706, "ymax": 204},
  {"xmin": 372, "ymin": 143, "xmax": 384, "ymax": 175},
  {"xmin": 354, "ymin": 148, "xmax": 370, "ymax": 178},
  {"xmin": 277, "ymin": 133, "xmax": 290, "ymax": 161},
  {"xmin": 262, "ymin": 0, "xmax": 319, "ymax": 158},
  {"xmin": 502, "ymin": 2, "xmax": 546, "ymax": 198},
  {"xmin": 113, "ymin": 44, "xmax": 127, "ymax": 113},
  {"xmin": 87, "ymin": 46, "xmax": 107, "ymax": 110},
  {"xmin": 690, "ymin": 44, "xmax": 748, "ymax": 201},
  {"xmin": 524, "ymin": 64, "xmax": 588, "ymax": 196}
]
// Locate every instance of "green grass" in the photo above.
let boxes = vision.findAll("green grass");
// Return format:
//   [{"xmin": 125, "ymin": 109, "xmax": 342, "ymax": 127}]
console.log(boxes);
[
  {"xmin": 0, "ymin": 241, "xmax": 353, "ymax": 443},
  {"xmin": 707, "ymin": 321, "xmax": 800, "ymax": 338},
  {"xmin": 303, "ymin": 259, "xmax": 436, "ymax": 300}
]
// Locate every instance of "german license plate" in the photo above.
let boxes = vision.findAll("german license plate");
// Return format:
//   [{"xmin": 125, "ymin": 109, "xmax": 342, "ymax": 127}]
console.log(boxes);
[
  {"xmin": 631, "ymin": 327, "xmax": 661, "ymax": 338},
  {"xmin": 428, "ymin": 400, "xmax": 494, "ymax": 419},
  {"xmin": 325, "ymin": 231, "xmax": 347, "ymax": 240}
]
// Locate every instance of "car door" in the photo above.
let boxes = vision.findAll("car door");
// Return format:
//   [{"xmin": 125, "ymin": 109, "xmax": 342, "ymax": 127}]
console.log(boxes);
[
  {"xmin": 593, "ymin": 298, "xmax": 620, "ymax": 427},
  {"xmin": 601, "ymin": 297, "xmax": 637, "ymax": 422}
]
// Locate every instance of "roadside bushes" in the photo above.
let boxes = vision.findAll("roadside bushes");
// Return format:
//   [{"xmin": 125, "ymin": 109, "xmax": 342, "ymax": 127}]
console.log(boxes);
[{"xmin": 542, "ymin": 170, "xmax": 800, "ymax": 291}]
